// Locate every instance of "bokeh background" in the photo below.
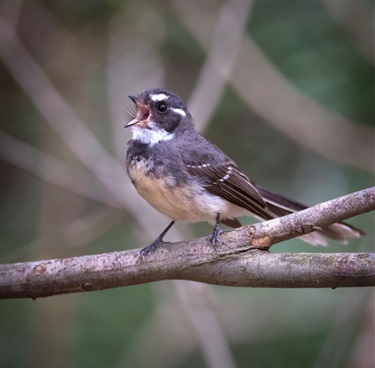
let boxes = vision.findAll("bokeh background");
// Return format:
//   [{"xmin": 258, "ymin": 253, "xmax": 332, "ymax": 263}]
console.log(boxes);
[{"xmin": 1, "ymin": 0, "xmax": 374, "ymax": 367}]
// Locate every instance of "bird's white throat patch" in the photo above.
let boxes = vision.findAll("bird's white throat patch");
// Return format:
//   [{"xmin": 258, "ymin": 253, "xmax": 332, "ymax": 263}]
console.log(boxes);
[{"xmin": 131, "ymin": 122, "xmax": 174, "ymax": 146}]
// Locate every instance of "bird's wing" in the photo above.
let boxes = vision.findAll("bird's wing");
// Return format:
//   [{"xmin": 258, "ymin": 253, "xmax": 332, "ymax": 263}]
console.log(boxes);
[{"xmin": 185, "ymin": 160, "xmax": 273, "ymax": 220}]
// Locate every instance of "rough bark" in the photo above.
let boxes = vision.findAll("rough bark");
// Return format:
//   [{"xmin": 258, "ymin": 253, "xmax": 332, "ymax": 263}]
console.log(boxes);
[{"xmin": 0, "ymin": 187, "xmax": 374, "ymax": 299}]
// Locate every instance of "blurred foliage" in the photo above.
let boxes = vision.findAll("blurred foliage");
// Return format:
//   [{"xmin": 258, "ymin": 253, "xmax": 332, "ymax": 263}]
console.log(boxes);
[
  {"xmin": 250, "ymin": 0, "xmax": 374, "ymax": 122},
  {"xmin": 0, "ymin": 0, "xmax": 374, "ymax": 368}
]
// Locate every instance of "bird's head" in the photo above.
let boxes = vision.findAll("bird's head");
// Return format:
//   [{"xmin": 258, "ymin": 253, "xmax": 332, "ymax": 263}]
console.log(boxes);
[{"xmin": 125, "ymin": 89, "xmax": 192, "ymax": 146}]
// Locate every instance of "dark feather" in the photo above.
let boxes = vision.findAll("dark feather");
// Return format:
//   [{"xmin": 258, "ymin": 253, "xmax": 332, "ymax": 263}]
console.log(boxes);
[
  {"xmin": 256, "ymin": 185, "xmax": 365, "ymax": 244},
  {"xmin": 186, "ymin": 161, "xmax": 274, "ymax": 220},
  {"xmin": 221, "ymin": 218, "xmax": 242, "ymax": 228}
]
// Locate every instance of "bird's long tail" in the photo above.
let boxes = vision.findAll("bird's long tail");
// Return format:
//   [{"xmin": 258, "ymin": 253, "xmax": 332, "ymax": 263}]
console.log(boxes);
[{"xmin": 256, "ymin": 186, "xmax": 364, "ymax": 246}]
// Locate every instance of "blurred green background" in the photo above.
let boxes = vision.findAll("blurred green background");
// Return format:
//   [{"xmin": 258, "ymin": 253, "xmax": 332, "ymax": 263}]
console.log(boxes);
[{"xmin": 0, "ymin": 0, "xmax": 374, "ymax": 367}]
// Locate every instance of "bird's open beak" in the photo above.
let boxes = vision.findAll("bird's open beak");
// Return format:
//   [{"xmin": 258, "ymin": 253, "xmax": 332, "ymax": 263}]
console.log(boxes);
[
  {"xmin": 125, "ymin": 95, "xmax": 150, "ymax": 128},
  {"xmin": 128, "ymin": 95, "xmax": 138, "ymax": 104}
]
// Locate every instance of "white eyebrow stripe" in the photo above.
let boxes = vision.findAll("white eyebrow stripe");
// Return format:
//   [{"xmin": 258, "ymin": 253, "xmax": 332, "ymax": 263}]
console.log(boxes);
[
  {"xmin": 171, "ymin": 108, "xmax": 186, "ymax": 117},
  {"xmin": 151, "ymin": 93, "xmax": 169, "ymax": 102}
]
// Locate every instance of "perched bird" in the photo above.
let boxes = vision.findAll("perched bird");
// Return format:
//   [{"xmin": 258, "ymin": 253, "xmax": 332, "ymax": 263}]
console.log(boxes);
[{"xmin": 125, "ymin": 88, "xmax": 363, "ymax": 256}]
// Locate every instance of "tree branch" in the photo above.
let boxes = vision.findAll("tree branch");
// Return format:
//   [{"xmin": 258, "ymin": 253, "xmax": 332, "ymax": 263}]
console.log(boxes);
[{"xmin": 0, "ymin": 188, "xmax": 374, "ymax": 299}]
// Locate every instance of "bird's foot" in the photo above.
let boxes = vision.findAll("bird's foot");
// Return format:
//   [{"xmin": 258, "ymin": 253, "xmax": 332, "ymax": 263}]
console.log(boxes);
[
  {"xmin": 140, "ymin": 220, "xmax": 175, "ymax": 257},
  {"xmin": 140, "ymin": 237, "xmax": 165, "ymax": 257}
]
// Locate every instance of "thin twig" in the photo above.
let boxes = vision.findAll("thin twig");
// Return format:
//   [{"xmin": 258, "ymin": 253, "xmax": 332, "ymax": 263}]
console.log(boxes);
[
  {"xmin": 0, "ymin": 132, "xmax": 120, "ymax": 208},
  {"xmin": 312, "ymin": 290, "xmax": 370, "ymax": 368},
  {"xmin": 187, "ymin": 0, "xmax": 254, "ymax": 134},
  {"xmin": 2, "ymin": 209, "xmax": 124, "ymax": 263},
  {"xmin": 320, "ymin": 0, "xmax": 374, "ymax": 65},
  {"xmin": 174, "ymin": 281, "xmax": 237, "ymax": 368},
  {"xmin": 0, "ymin": 19, "xmax": 125, "ymax": 200}
]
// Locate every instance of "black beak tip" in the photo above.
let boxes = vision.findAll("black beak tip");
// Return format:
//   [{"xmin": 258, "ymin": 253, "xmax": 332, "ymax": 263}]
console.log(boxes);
[{"xmin": 129, "ymin": 95, "xmax": 138, "ymax": 103}]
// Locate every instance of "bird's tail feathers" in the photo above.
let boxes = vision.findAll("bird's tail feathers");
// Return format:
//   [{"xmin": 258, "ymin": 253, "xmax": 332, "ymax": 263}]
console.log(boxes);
[{"xmin": 256, "ymin": 186, "xmax": 364, "ymax": 246}]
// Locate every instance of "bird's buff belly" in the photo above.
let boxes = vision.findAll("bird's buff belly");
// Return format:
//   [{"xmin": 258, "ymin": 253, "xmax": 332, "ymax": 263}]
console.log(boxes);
[{"xmin": 128, "ymin": 162, "xmax": 246, "ymax": 223}]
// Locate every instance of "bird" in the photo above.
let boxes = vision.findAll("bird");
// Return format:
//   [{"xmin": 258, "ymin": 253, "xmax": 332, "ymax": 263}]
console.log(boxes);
[{"xmin": 125, "ymin": 88, "xmax": 364, "ymax": 256}]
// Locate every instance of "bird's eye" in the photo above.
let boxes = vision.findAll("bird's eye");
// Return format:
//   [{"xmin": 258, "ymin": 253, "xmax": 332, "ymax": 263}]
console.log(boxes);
[{"xmin": 157, "ymin": 102, "xmax": 167, "ymax": 113}]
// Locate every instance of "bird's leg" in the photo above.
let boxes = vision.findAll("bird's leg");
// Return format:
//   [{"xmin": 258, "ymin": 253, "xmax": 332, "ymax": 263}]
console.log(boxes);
[
  {"xmin": 140, "ymin": 221, "xmax": 175, "ymax": 257},
  {"xmin": 209, "ymin": 213, "xmax": 223, "ymax": 249}
]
